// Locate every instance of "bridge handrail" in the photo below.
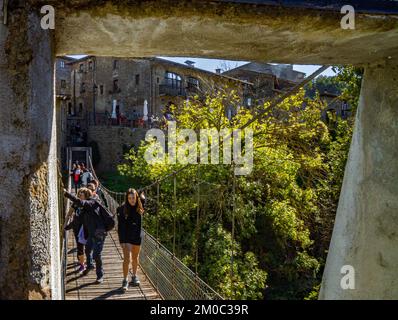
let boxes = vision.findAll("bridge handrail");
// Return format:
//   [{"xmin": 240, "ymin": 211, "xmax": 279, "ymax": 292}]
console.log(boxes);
[{"xmin": 59, "ymin": 156, "xmax": 72, "ymax": 300}]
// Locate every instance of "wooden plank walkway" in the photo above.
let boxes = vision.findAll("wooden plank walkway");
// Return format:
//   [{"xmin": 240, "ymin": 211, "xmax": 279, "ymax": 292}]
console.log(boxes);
[{"xmin": 65, "ymin": 229, "xmax": 161, "ymax": 300}]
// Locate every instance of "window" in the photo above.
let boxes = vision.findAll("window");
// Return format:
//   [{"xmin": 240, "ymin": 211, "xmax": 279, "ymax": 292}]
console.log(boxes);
[
  {"xmin": 187, "ymin": 77, "xmax": 199, "ymax": 88},
  {"xmin": 165, "ymin": 71, "xmax": 182, "ymax": 89},
  {"xmin": 89, "ymin": 60, "xmax": 94, "ymax": 71},
  {"xmin": 79, "ymin": 63, "xmax": 84, "ymax": 72},
  {"xmin": 113, "ymin": 79, "xmax": 119, "ymax": 92},
  {"xmin": 157, "ymin": 77, "xmax": 160, "ymax": 84},
  {"xmin": 80, "ymin": 82, "xmax": 86, "ymax": 93},
  {"xmin": 61, "ymin": 79, "xmax": 66, "ymax": 88},
  {"xmin": 60, "ymin": 61, "xmax": 65, "ymax": 68},
  {"xmin": 135, "ymin": 74, "xmax": 140, "ymax": 86},
  {"xmin": 79, "ymin": 103, "xmax": 83, "ymax": 114},
  {"xmin": 113, "ymin": 60, "xmax": 118, "ymax": 70},
  {"xmin": 100, "ymin": 85, "xmax": 104, "ymax": 95}
]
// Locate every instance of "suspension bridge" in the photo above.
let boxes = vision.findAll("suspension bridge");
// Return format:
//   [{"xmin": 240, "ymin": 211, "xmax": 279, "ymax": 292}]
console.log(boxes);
[
  {"xmin": 60, "ymin": 65, "xmax": 330, "ymax": 300},
  {"xmin": 61, "ymin": 148, "xmax": 224, "ymax": 300}
]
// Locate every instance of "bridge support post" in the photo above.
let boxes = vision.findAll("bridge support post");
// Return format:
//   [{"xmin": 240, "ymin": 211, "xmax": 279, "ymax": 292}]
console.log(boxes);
[
  {"xmin": 0, "ymin": 6, "xmax": 60, "ymax": 299},
  {"xmin": 320, "ymin": 58, "xmax": 398, "ymax": 299}
]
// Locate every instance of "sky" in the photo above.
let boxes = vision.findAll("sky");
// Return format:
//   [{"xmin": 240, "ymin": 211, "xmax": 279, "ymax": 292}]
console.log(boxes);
[
  {"xmin": 68, "ymin": 55, "xmax": 336, "ymax": 78},
  {"xmin": 158, "ymin": 56, "xmax": 336, "ymax": 77}
]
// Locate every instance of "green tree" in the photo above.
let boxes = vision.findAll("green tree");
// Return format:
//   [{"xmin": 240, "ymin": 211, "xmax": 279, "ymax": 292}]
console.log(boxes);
[{"xmin": 118, "ymin": 67, "xmax": 360, "ymax": 299}]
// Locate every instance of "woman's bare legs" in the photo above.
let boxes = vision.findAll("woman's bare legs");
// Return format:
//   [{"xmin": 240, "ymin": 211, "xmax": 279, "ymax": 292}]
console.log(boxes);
[
  {"xmin": 122, "ymin": 244, "xmax": 131, "ymax": 279},
  {"xmin": 131, "ymin": 245, "xmax": 141, "ymax": 277}
]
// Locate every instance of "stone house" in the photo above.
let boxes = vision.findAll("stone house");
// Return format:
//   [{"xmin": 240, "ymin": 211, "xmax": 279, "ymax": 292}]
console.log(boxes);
[
  {"xmin": 222, "ymin": 62, "xmax": 306, "ymax": 106},
  {"xmin": 55, "ymin": 56, "xmax": 74, "ymax": 165},
  {"xmin": 56, "ymin": 56, "xmax": 303, "ymax": 172},
  {"xmin": 65, "ymin": 56, "xmax": 253, "ymax": 126}
]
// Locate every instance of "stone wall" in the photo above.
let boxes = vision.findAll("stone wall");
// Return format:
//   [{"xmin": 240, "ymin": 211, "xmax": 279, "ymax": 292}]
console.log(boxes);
[
  {"xmin": 0, "ymin": 5, "xmax": 60, "ymax": 299},
  {"xmin": 55, "ymin": 57, "xmax": 72, "ymax": 99},
  {"xmin": 94, "ymin": 57, "xmax": 152, "ymax": 116},
  {"xmin": 87, "ymin": 126, "xmax": 147, "ymax": 173}
]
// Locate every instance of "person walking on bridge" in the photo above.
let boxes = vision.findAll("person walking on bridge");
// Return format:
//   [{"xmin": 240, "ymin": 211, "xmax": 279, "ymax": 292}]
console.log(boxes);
[
  {"xmin": 71, "ymin": 164, "xmax": 82, "ymax": 194},
  {"xmin": 64, "ymin": 188, "xmax": 110, "ymax": 284},
  {"xmin": 64, "ymin": 188, "xmax": 90, "ymax": 274},
  {"xmin": 92, "ymin": 179, "xmax": 108, "ymax": 207},
  {"xmin": 116, "ymin": 188, "xmax": 146, "ymax": 291},
  {"xmin": 87, "ymin": 183, "xmax": 104, "ymax": 205},
  {"xmin": 81, "ymin": 168, "xmax": 94, "ymax": 187}
]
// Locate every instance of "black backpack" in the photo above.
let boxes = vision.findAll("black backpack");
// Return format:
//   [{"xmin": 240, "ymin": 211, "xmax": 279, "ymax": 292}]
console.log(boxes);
[{"xmin": 97, "ymin": 202, "xmax": 115, "ymax": 232}]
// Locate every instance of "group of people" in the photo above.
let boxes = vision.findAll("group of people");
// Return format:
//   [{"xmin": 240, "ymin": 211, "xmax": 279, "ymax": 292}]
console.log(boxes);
[
  {"xmin": 64, "ymin": 177, "xmax": 146, "ymax": 292},
  {"xmin": 101, "ymin": 103, "xmax": 175, "ymax": 130},
  {"xmin": 71, "ymin": 162, "xmax": 95, "ymax": 193}
]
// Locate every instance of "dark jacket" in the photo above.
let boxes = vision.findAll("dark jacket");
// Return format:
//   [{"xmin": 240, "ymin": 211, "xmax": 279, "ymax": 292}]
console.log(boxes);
[
  {"xmin": 65, "ymin": 204, "xmax": 82, "ymax": 233},
  {"xmin": 64, "ymin": 191, "xmax": 106, "ymax": 238},
  {"xmin": 116, "ymin": 200, "xmax": 145, "ymax": 244},
  {"xmin": 65, "ymin": 204, "xmax": 89, "ymax": 240}
]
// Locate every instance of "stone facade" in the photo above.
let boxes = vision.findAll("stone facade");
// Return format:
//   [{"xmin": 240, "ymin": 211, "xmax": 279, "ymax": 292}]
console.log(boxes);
[
  {"xmin": 64, "ymin": 56, "xmax": 252, "ymax": 122},
  {"xmin": 55, "ymin": 57, "xmax": 73, "ymax": 102},
  {"xmin": 222, "ymin": 62, "xmax": 305, "ymax": 106},
  {"xmin": 56, "ymin": 56, "xmax": 302, "ymax": 173},
  {"xmin": 55, "ymin": 57, "xmax": 74, "ymax": 165},
  {"xmin": 87, "ymin": 126, "xmax": 148, "ymax": 173}
]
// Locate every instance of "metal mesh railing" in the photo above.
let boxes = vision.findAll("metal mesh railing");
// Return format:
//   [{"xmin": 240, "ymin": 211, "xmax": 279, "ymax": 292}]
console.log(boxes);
[
  {"xmin": 100, "ymin": 187, "xmax": 222, "ymax": 300},
  {"xmin": 140, "ymin": 230, "xmax": 223, "ymax": 300}
]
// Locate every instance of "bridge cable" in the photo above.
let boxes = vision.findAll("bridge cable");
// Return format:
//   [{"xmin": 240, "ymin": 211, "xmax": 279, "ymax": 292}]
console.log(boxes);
[{"xmin": 231, "ymin": 162, "xmax": 236, "ymax": 297}]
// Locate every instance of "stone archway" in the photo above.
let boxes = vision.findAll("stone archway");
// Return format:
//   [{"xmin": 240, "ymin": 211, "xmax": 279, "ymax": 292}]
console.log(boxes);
[{"xmin": 0, "ymin": 0, "xmax": 397, "ymax": 299}]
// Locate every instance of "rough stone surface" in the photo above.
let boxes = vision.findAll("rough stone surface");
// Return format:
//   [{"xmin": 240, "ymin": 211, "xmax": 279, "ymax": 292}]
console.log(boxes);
[
  {"xmin": 320, "ymin": 58, "xmax": 398, "ymax": 300},
  {"xmin": 88, "ymin": 126, "xmax": 147, "ymax": 173},
  {"xmin": 49, "ymin": 0, "xmax": 398, "ymax": 65},
  {"xmin": 0, "ymin": 6, "xmax": 58, "ymax": 299}
]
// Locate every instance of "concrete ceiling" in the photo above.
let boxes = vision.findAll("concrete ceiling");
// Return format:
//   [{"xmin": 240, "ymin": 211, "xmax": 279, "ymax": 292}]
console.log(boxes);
[{"xmin": 47, "ymin": 0, "xmax": 398, "ymax": 65}]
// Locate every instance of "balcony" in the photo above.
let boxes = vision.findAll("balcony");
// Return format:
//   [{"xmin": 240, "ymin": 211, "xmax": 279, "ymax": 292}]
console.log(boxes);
[{"xmin": 159, "ymin": 84, "xmax": 186, "ymax": 97}]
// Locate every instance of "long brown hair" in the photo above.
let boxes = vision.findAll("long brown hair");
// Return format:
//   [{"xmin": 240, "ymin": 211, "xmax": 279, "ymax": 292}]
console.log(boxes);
[{"xmin": 124, "ymin": 188, "xmax": 144, "ymax": 217}]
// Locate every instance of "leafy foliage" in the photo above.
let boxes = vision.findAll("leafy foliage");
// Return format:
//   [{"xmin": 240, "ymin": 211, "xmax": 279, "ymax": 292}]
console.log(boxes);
[{"xmin": 116, "ymin": 67, "xmax": 359, "ymax": 299}]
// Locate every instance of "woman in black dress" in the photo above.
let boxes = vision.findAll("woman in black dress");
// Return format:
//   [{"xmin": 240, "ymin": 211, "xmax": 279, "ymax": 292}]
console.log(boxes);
[{"xmin": 117, "ymin": 188, "xmax": 145, "ymax": 291}]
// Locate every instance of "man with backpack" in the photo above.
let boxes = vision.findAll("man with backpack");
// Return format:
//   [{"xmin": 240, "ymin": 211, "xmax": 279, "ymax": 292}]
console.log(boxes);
[{"xmin": 64, "ymin": 188, "xmax": 115, "ymax": 284}]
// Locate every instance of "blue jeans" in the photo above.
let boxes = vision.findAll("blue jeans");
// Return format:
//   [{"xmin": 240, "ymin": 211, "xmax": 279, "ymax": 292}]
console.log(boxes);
[{"xmin": 85, "ymin": 234, "xmax": 105, "ymax": 279}]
